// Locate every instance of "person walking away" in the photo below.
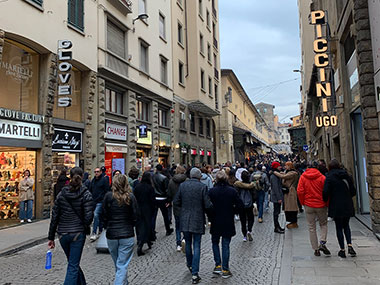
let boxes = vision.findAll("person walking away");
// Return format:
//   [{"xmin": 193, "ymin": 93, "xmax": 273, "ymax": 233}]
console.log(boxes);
[
  {"xmin": 103, "ymin": 174, "xmax": 138, "ymax": 285},
  {"xmin": 128, "ymin": 167, "xmax": 140, "ymax": 191},
  {"xmin": 323, "ymin": 159, "xmax": 357, "ymax": 258},
  {"xmin": 174, "ymin": 168, "xmax": 213, "ymax": 284},
  {"xmin": 19, "ymin": 170, "xmax": 34, "ymax": 223},
  {"xmin": 234, "ymin": 170, "xmax": 256, "ymax": 241},
  {"xmin": 297, "ymin": 161, "xmax": 331, "ymax": 256},
  {"xmin": 209, "ymin": 171, "xmax": 243, "ymax": 279},
  {"xmin": 261, "ymin": 166, "xmax": 270, "ymax": 212},
  {"xmin": 152, "ymin": 164, "xmax": 173, "ymax": 236},
  {"xmin": 167, "ymin": 166, "xmax": 187, "ymax": 252},
  {"xmin": 251, "ymin": 165, "xmax": 270, "ymax": 223},
  {"xmin": 82, "ymin": 172, "xmax": 91, "ymax": 190},
  {"xmin": 317, "ymin": 159, "xmax": 328, "ymax": 176},
  {"xmin": 54, "ymin": 170, "xmax": 69, "ymax": 201},
  {"xmin": 200, "ymin": 167, "xmax": 213, "ymax": 190},
  {"xmin": 273, "ymin": 161, "xmax": 299, "ymax": 229},
  {"xmin": 48, "ymin": 167, "xmax": 93, "ymax": 285},
  {"xmin": 89, "ymin": 167, "xmax": 110, "ymax": 241},
  {"xmin": 133, "ymin": 172, "xmax": 156, "ymax": 256},
  {"xmin": 270, "ymin": 162, "xmax": 285, "ymax": 234}
]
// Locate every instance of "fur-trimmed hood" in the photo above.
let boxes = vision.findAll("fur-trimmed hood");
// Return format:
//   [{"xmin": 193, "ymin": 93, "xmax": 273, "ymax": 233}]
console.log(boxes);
[{"xmin": 234, "ymin": 181, "xmax": 255, "ymax": 189}]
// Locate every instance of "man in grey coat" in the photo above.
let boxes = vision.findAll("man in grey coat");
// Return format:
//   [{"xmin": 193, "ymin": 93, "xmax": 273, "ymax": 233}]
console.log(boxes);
[
  {"xmin": 174, "ymin": 167, "xmax": 213, "ymax": 284},
  {"xmin": 270, "ymin": 162, "xmax": 285, "ymax": 234}
]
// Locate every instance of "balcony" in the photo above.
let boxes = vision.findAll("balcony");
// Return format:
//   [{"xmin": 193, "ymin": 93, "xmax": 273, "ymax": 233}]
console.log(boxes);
[
  {"xmin": 213, "ymin": 38, "xmax": 218, "ymax": 49},
  {"xmin": 214, "ymin": 68, "xmax": 219, "ymax": 80},
  {"xmin": 108, "ymin": 0, "xmax": 132, "ymax": 15}
]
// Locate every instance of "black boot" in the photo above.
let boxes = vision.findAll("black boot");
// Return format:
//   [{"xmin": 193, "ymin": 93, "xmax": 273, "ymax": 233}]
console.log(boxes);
[
  {"xmin": 137, "ymin": 244, "xmax": 145, "ymax": 256},
  {"xmin": 147, "ymin": 241, "xmax": 153, "ymax": 249}
]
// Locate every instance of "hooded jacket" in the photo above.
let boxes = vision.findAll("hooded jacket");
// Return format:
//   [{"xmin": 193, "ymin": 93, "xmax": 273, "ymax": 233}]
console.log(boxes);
[
  {"xmin": 48, "ymin": 185, "xmax": 94, "ymax": 240},
  {"xmin": 200, "ymin": 173, "xmax": 213, "ymax": 190},
  {"xmin": 234, "ymin": 180, "xmax": 255, "ymax": 208},
  {"xmin": 297, "ymin": 168, "xmax": 327, "ymax": 208},
  {"xmin": 167, "ymin": 174, "xmax": 187, "ymax": 216}
]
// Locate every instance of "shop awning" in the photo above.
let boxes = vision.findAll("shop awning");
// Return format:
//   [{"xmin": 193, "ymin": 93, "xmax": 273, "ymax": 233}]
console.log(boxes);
[
  {"xmin": 106, "ymin": 143, "xmax": 128, "ymax": 153},
  {"xmin": 188, "ymin": 101, "xmax": 220, "ymax": 116}
]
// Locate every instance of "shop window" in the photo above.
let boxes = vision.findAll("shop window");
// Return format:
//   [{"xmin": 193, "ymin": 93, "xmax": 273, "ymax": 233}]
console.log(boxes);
[
  {"xmin": 180, "ymin": 110, "xmax": 186, "ymax": 129},
  {"xmin": 51, "ymin": 152, "xmax": 77, "ymax": 181},
  {"xmin": 201, "ymin": 69, "xmax": 205, "ymax": 90},
  {"xmin": 158, "ymin": 109, "xmax": 168, "ymax": 127},
  {"xmin": 190, "ymin": 112, "xmax": 195, "ymax": 132},
  {"xmin": 0, "ymin": 40, "xmax": 39, "ymax": 114},
  {"xmin": 105, "ymin": 87, "xmax": 124, "ymax": 115},
  {"xmin": 107, "ymin": 20, "xmax": 126, "ymax": 59},
  {"xmin": 68, "ymin": 0, "xmax": 84, "ymax": 32},
  {"xmin": 206, "ymin": 119, "xmax": 211, "ymax": 137},
  {"xmin": 137, "ymin": 100, "xmax": 149, "ymax": 121},
  {"xmin": 199, "ymin": 118, "xmax": 204, "ymax": 135},
  {"xmin": 214, "ymin": 84, "xmax": 219, "ymax": 109},
  {"xmin": 53, "ymin": 66, "xmax": 82, "ymax": 122}
]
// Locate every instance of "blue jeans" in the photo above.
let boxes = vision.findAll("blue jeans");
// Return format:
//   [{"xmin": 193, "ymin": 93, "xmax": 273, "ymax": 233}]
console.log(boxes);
[
  {"xmin": 264, "ymin": 191, "xmax": 269, "ymax": 211},
  {"xmin": 107, "ymin": 237, "xmax": 135, "ymax": 285},
  {"xmin": 174, "ymin": 215, "xmax": 182, "ymax": 246},
  {"xmin": 183, "ymin": 232, "xmax": 202, "ymax": 276},
  {"xmin": 257, "ymin": 190, "xmax": 265, "ymax": 219},
  {"xmin": 211, "ymin": 235, "xmax": 231, "ymax": 271},
  {"xmin": 93, "ymin": 203, "xmax": 103, "ymax": 234},
  {"xmin": 19, "ymin": 200, "xmax": 33, "ymax": 220},
  {"xmin": 59, "ymin": 233, "xmax": 86, "ymax": 285}
]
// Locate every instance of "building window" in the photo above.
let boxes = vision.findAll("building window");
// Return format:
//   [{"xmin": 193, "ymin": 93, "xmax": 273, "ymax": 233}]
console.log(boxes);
[
  {"xmin": 206, "ymin": 9, "xmax": 210, "ymax": 28},
  {"xmin": 206, "ymin": 119, "xmax": 211, "ymax": 137},
  {"xmin": 263, "ymin": 108, "xmax": 267, "ymax": 113},
  {"xmin": 160, "ymin": 56, "xmax": 168, "ymax": 85},
  {"xmin": 107, "ymin": 20, "xmax": 126, "ymax": 58},
  {"xmin": 199, "ymin": 118, "xmax": 204, "ymax": 135},
  {"xmin": 159, "ymin": 13, "xmax": 166, "ymax": 40},
  {"xmin": 199, "ymin": 33, "xmax": 204, "ymax": 54},
  {"xmin": 198, "ymin": 0, "xmax": 203, "ymax": 17},
  {"xmin": 190, "ymin": 112, "xmax": 195, "ymax": 132},
  {"xmin": 208, "ymin": 77, "xmax": 212, "ymax": 96},
  {"xmin": 68, "ymin": 0, "xmax": 84, "ymax": 32},
  {"xmin": 139, "ymin": 0, "xmax": 146, "ymax": 14},
  {"xmin": 180, "ymin": 110, "xmax": 186, "ymax": 129},
  {"xmin": 201, "ymin": 69, "xmax": 205, "ymax": 90},
  {"xmin": 140, "ymin": 40, "xmax": 149, "ymax": 73},
  {"xmin": 158, "ymin": 109, "xmax": 168, "ymax": 127},
  {"xmin": 105, "ymin": 87, "xmax": 124, "ymax": 115},
  {"xmin": 214, "ymin": 84, "xmax": 219, "ymax": 109},
  {"xmin": 178, "ymin": 22, "xmax": 183, "ymax": 45},
  {"xmin": 137, "ymin": 100, "xmax": 149, "ymax": 121},
  {"xmin": 179, "ymin": 61, "xmax": 184, "ymax": 85},
  {"xmin": 207, "ymin": 44, "xmax": 211, "ymax": 62}
]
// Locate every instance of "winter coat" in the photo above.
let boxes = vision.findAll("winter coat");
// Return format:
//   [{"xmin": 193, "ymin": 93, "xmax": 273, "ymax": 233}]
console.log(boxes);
[
  {"xmin": 209, "ymin": 182, "xmax": 244, "ymax": 237},
  {"xmin": 89, "ymin": 174, "xmax": 110, "ymax": 204},
  {"xmin": 173, "ymin": 178, "xmax": 213, "ymax": 234},
  {"xmin": 234, "ymin": 181, "xmax": 256, "ymax": 208},
  {"xmin": 152, "ymin": 172, "xmax": 169, "ymax": 198},
  {"xmin": 82, "ymin": 172, "xmax": 91, "ymax": 190},
  {"xmin": 167, "ymin": 174, "xmax": 187, "ymax": 217},
  {"xmin": 102, "ymin": 191, "xmax": 139, "ymax": 240},
  {"xmin": 274, "ymin": 170, "xmax": 299, "ymax": 212},
  {"xmin": 54, "ymin": 175, "xmax": 69, "ymax": 201},
  {"xmin": 133, "ymin": 182, "xmax": 156, "ymax": 243},
  {"xmin": 270, "ymin": 170, "xmax": 283, "ymax": 203},
  {"xmin": 48, "ymin": 185, "xmax": 94, "ymax": 240},
  {"xmin": 323, "ymin": 169, "xmax": 356, "ymax": 218},
  {"xmin": 297, "ymin": 168, "xmax": 327, "ymax": 208},
  {"xmin": 19, "ymin": 177, "xmax": 34, "ymax": 201},
  {"xmin": 200, "ymin": 173, "xmax": 213, "ymax": 190}
]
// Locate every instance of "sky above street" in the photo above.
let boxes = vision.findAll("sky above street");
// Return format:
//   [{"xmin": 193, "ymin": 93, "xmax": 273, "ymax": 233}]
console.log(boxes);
[{"xmin": 219, "ymin": 0, "xmax": 301, "ymax": 123}]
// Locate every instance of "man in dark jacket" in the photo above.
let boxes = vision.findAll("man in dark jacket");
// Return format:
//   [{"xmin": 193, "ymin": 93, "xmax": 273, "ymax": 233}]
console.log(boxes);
[
  {"xmin": 209, "ymin": 171, "xmax": 243, "ymax": 279},
  {"xmin": 270, "ymin": 162, "xmax": 284, "ymax": 234},
  {"xmin": 167, "ymin": 165, "xmax": 187, "ymax": 252},
  {"xmin": 89, "ymin": 167, "xmax": 110, "ymax": 241},
  {"xmin": 174, "ymin": 167, "xmax": 213, "ymax": 284},
  {"xmin": 152, "ymin": 164, "xmax": 173, "ymax": 236}
]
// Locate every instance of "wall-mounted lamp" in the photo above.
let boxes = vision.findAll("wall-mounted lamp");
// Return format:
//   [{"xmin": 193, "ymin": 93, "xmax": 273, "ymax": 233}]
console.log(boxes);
[
  {"xmin": 293, "ymin": 69, "xmax": 304, "ymax": 74},
  {"xmin": 133, "ymin": 14, "xmax": 149, "ymax": 32}
]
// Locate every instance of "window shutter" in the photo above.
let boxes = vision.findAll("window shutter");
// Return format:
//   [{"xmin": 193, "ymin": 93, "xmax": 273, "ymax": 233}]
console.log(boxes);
[
  {"xmin": 77, "ymin": 0, "xmax": 84, "ymax": 31},
  {"xmin": 107, "ymin": 21, "xmax": 125, "ymax": 58},
  {"xmin": 68, "ymin": 0, "xmax": 76, "ymax": 25},
  {"xmin": 68, "ymin": 0, "xmax": 84, "ymax": 31}
]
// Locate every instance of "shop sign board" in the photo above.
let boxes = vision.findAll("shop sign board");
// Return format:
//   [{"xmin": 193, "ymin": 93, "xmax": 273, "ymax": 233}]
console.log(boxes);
[
  {"xmin": 106, "ymin": 143, "xmax": 128, "ymax": 153},
  {"xmin": 52, "ymin": 128, "xmax": 82, "ymax": 152},
  {"xmin": 105, "ymin": 122, "xmax": 127, "ymax": 141},
  {"xmin": 191, "ymin": 149, "xmax": 197, "ymax": 155},
  {"xmin": 138, "ymin": 125, "xmax": 148, "ymax": 138},
  {"xmin": 0, "ymin": 108, "xmax": 44, "ymax": 123},
  {"xmin": 137, "ymin": 130, "xmax": 152, "ymax": 145},
  {"xmin": 159, "ymin": 132, "xmax": 171, "ymax": 146},
  {"xmin": 0, "ymin": 119, "xmax": 41, "ymax": 141},
  {"xmin": 207, "ymin": 151, "xmax": 212, "ymax": 157},
  {"xmin": 57, "ymin": 40, "xmax": 74, "ymax": 107}
]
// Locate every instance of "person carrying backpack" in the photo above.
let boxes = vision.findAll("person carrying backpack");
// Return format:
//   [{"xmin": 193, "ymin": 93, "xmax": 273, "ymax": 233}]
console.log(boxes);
[{"xmin": 251, "ymin": 165, "xmax": 270, "ymax": 223}]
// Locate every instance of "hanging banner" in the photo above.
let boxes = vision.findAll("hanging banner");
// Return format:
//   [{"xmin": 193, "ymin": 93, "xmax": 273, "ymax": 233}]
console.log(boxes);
[{"xmin": 57, "ymin": 40, "xmax": 73, "ymax": 107}]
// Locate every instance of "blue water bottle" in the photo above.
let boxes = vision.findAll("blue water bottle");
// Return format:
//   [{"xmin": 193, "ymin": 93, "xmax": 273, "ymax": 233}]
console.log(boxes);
[{"xmin": 45, "ymin": 250, "xmax": 52, "ymax": 270}]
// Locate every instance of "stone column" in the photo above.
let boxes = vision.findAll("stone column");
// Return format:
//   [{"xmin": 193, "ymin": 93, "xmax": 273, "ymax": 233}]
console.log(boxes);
[
  {"xmin": 170, "ymin": 105, "xmax": 175, "ymax": 165},
  {"xmin": 97, "ymin": 78, "xmax": 106, "ymax": 167},
  {"xmin": 127, "ymin": 90, "xmax": 137, "ymax": 169},
  {"xmin": 353, "ymin": 0, "xmax": 380, "ymax": 234},
  {"xmin": 0, "ymin": 29, "xmax": 4, "ymax": 62},
  {"xmin": 152, "ymin": 101, "xmax": 159, "ymax": 165}
]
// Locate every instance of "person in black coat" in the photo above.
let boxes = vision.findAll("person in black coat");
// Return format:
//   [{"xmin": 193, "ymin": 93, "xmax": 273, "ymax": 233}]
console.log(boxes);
[
  {"xmin": 133, "ymin": 171, "xmax": 156, "ymax": 256},
  {"xmin": 53, "ymin": 170, "xmax": 69, "ymax": 201},
  {"xmin": 323, "ymin": 159, "xmax": 357, "ymax": 258},
  {"xmin": 209, "ymin": 170, "xmax": 243, "ymax": 278},
  {"xmin": 48, "ymin": 167, "xmax": 94, "ymax": 285}
]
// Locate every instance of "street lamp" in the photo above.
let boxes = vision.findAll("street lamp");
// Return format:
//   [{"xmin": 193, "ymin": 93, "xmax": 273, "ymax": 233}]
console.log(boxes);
[{"xmin": 132, "ymin": 14, "xmax": 149, "ymax": 32}]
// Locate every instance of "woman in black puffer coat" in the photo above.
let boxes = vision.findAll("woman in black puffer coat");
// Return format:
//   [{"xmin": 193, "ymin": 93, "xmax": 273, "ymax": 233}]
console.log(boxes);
[
  {"xmin": 323, "ymin": 159, "xmax": 357, "ymax": 258},
  {"xmin": 48, "ymin": 167, "xmax": 94, "ymax": 285}
]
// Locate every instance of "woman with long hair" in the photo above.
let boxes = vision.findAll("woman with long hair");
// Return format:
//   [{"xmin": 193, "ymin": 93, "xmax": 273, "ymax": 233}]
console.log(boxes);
[
  {"xmin": 133, "ymin": 171, "xmax": 156, "ymax": 255},
  {"xmin": 48, "ymin": 167, "xmax": 94, "ymax": 285},
  {"xmin": 103, "ymin": 174, "xmax": 139, "ymax": 284},
  {"xmin": 19, "ymin": 169, "xmax": 35, "ymax": 223}
]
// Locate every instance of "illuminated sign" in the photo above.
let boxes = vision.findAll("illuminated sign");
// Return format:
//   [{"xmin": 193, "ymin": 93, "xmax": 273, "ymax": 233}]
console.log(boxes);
[
  {"xmin": 57, "ymin": 40, "xmax": 73, "ymax": 107},
  {"xmin": 310, "ymin": 11, "xmax": 337, "ymax": 127},
  {"xmin": 191, "ymin": 149, "xmax": 197, "ymax": 155}
]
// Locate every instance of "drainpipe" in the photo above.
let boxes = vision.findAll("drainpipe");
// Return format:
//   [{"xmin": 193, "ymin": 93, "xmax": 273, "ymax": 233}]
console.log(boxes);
[{"xmin": 185, "ymin": 0, "xmax": 189, "ymax": 77}]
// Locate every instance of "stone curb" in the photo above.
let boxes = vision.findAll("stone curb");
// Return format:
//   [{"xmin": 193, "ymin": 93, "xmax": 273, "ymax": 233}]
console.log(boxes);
[{"xmin": 0, "ymin": 236, "xmax": 47, "ymax": 257}]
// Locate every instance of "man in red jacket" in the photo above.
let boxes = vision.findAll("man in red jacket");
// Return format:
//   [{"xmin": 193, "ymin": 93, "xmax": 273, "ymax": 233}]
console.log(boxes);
[{"xmin": 297, "ymin": 161, "xmax": 331, "ymax": 256}]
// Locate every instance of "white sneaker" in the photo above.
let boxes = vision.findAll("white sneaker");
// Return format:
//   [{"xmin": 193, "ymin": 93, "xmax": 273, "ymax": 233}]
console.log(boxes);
[
  {"xmin": 27, "ymin": 219, "xmax": 32, "ymax": 223},
  {"xmin": 181, "ymin": 239, "xmax": 186, "ymax": 253},
  {"xmin": 176, "ymin": 245, "xmax": 182, "ymax": 252},
  {"xmin": 243, "ymin": 236, "xmax": 247, "ymax": 242},
  {"xmin": 90, "ymin": 234, "xmax": 97, "ymax": 242},
  {"xmin": 20, "ymin": 220, "xmax": 25, "ymax": 223}
]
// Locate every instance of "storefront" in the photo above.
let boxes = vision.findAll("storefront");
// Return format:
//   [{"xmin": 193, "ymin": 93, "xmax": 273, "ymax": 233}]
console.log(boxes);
[
  {"xmin": 206, "ymin": 150, "xmax": 212, "ymax": 165},
  {"xmin": 190, "ymin": 148, "xmax": 197, "ymax": 166},
  {"xmin": 137, "ymin": 127, "xmax": 152, "ymax": 170},
  {"xmin": 158, "ymin": 132, "xmax": 171, "ymax": 168}
]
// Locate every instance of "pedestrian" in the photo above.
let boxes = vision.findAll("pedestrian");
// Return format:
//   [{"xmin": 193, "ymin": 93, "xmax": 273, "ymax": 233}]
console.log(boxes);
[
  {"xmin": 273, "ymin": 161, "xmax": 299, "ymax": 229},
  {"xmin": 224, "ymin": 167, "xmax": 237, "ymax": 186},
  {"xmin": 133, "ymin": 172, "xmax": 156, "ymax": 256},
  {"xmin": 128, "ymin": 167, "xmax": 140, "ymax": 191},
  {"xmin": 89, "ymin": 167, "xmax": 110, "ymax": 241},
  {"xmin": 54, "ymin": 169, "xmax": 69, "ymax": 201},
  {"xmin": 261, "ymin": 166, "xmax": 270, "ymax": 212},
  {"xmin": 82, "ymin": 172, "xmax": 91, "ymax": 190},
  {"xmin": 317, "ymin": 159, "xmax": 328, "ymax": 176},
  {"xmin": 19, "ymin": 169, "xmax": 35, "ymax": 223},
  {"xmin": 200, "ymin": 167, "xmax": 213, "ymax": 190},
  {"xmin": 209, "ymin": 171, "xmax": 243, "ymax": 279},
  {"xmin": 112, "ymin": 170, "xmax": 122, "ymax": 177},
  {"xmin": 270, "ymin": 162, "xmax": 285, "ymax": 234},
  {"xmin": 297, "ymin": 161, "xmax": 331, "ymax": 256},
  {"xmin": 152, "ymin": 164, "xmax": 173, "ymax": 236},
  {"xmin": 103, "ymin": 174, "xmax": 139, "ymax": 285},
  {"xmin": 251, "ymin": 165, "xmax": 270, "ymax": 223},
  {"xmin": 167, "ymin": 165, "xmax": 187, "ymax": 252},
  {"xmin": 173, "ymin": 167, "xmax": 213, "ymax": 284},
  {"xmin": 234, "ymin": 170, "xmax": 256, "ymax": 241},
  {"xmin": 48, "ymin": 167, "xmax": 93, "ymax": 285},
  {"xmin": 323, "ymin": 159, "xmax": 357, "ymax": 258}
]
